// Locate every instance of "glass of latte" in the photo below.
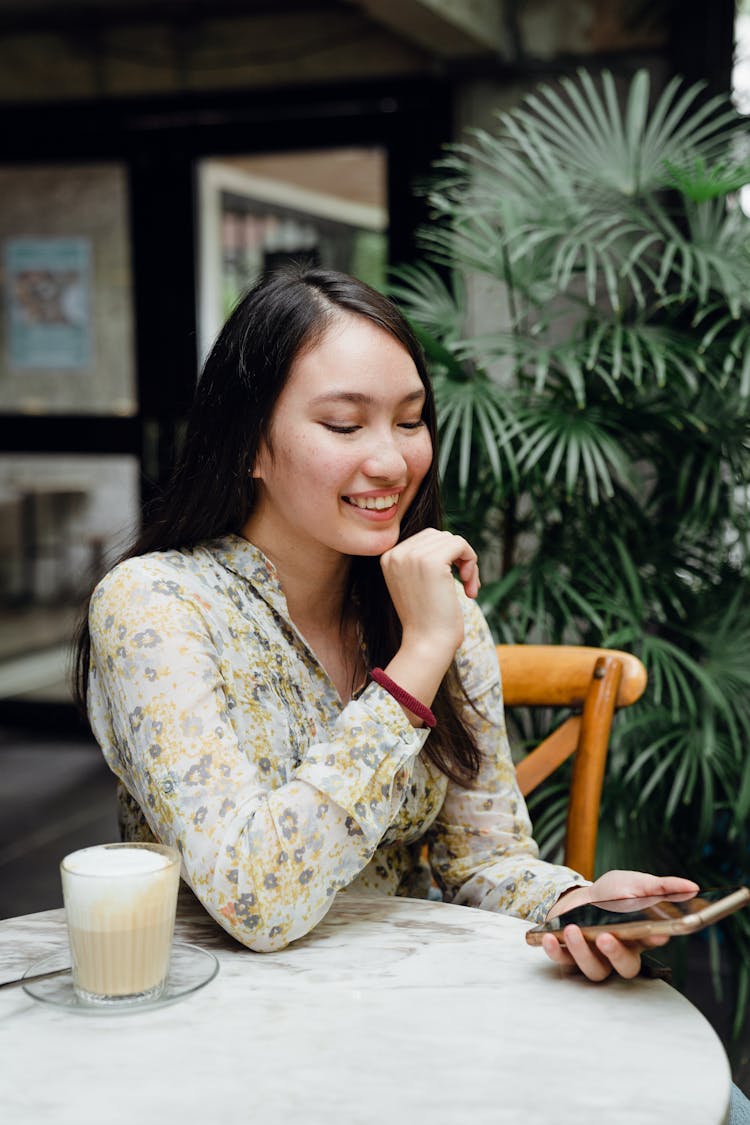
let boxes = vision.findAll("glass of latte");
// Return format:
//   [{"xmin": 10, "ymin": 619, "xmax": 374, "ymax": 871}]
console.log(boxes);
[{"xmin": 60, "ymin": 842, "xmax": 181, "ymax": 1006}]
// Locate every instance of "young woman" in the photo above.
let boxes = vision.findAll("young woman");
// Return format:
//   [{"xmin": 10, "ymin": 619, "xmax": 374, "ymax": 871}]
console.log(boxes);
[{"xmin": 76, "ymin": 265, "xmax": 695, "ymax": 981}]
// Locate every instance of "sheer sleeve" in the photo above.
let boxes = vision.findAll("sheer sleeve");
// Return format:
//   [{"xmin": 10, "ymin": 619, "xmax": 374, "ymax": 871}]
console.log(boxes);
[
  {"xmin": 428, "ymin": 593, "xmax": 589, "ymax": 923},
  {"xmin": 88, "ymin": 558, "xmax": 428, "ymax": 951}
]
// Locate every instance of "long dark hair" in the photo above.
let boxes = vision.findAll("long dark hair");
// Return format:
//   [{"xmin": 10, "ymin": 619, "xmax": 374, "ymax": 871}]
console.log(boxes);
[{"xmin": 74, "ymin": 265, "xmax": 481, "ymax": 783}]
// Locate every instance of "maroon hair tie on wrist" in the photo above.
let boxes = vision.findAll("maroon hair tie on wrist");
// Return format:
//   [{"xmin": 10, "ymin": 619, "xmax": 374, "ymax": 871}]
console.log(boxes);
[{"xmin": 370, "ymin": 668, "xmax": 437, "ymax": 728}]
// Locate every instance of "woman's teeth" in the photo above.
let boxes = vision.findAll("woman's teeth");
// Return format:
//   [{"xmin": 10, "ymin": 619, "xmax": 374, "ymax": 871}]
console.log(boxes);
[{"xmin": 346, "ymin": 494, "xmax": 398, "ymax": 510}]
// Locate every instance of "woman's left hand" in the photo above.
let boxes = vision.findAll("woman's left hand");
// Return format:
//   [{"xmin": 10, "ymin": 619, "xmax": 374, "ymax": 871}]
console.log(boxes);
[{"xmin": 540, "ymin": 870, "xmax": 699, "ymax": 981}]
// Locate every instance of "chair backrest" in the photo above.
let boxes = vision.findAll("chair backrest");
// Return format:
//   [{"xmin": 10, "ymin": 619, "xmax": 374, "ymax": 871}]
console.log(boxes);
[{"xmin": 496, "ymin": 645, "xmax": 647, "ymax": 880}]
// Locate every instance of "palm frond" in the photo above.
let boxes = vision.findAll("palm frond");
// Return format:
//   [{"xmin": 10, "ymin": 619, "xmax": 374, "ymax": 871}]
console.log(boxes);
[
  {"xmin": 665, "ymin": 155, "xmax": 750, "ymax": 202},
  {"xmin": 648, "ymin": 196, "xmax": 750, "ymax": 314},
  {"xmin": 481, "ymin": 555, "xmax": 606, "ymax": 642},
  {"xmin": 509, "ymin": 69, "xmax": 740, "ymax": 196},
  {"xmin": 432, "ymin": 374, "xmax": 518, "ymax": 496},
  {"xmin": 387, "ymin": 263, "xmax": 466, "ymax": 346},
  {"xmin": 513, "ymin": 402, "xmax": 632, "ymax": 504}
]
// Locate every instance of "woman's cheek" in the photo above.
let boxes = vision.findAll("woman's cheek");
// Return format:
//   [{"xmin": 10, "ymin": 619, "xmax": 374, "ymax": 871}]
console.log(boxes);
[{"xmin": 412, "ymin": 432, "xmax": 434, "ymax": 481}]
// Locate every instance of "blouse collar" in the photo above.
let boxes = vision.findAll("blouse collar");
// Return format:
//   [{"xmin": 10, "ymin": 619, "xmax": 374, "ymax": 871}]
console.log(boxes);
[{"xmin": 206, "ymin": 534, "xmax": 289, "ymax": 619}]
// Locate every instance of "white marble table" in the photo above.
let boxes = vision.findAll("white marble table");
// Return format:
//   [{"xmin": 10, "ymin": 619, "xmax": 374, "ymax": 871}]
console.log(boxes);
[{"xmin": 0, "ymin": 890, "xmax": 731, "ymax": 1124}]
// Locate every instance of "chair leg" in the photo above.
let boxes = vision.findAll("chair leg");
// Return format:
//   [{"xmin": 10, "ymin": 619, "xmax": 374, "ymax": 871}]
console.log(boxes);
[{"xmin": 564, "ymin": 656, "xmax": 623, "ymax": 880}]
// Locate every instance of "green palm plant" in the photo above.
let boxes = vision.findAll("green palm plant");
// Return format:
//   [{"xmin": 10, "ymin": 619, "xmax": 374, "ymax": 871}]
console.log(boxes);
[{"xmin": 391, "ymin": 68, "xmax": 750, "ymax": 1037}]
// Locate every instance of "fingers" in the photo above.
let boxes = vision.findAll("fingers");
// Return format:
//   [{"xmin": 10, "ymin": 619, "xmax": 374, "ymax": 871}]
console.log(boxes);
[
  {"xmin": 586, "ymin": 871, "xmax": 699, "ymax": 906},
  {"xmin": 592, "ymin": 933, "xmax": 643, "ymax": 980},
  {"xmin": 541, "ymin": 933, "xmax": 578, "ymax": 970},
  {"xmin": 455, "ymin": 553, "xmax": 481, "ymax": 599},
  {"xmin": 645, "ymin": 876, "xmax": 699, "ymax": 900},
  {"xmin": 385, "ymin": 529, "xmax": 480, "ymax": 599},
  {"xmin": 643, "ymin": 934, "xmax": 670, "ymax": 948},
  {"xmin": 564, "ymin": 927, "xmax": 616, "ymax": 981},
  {"xmin": 541, "ymin": 927, "xmax": 648, "ymax": 982}
]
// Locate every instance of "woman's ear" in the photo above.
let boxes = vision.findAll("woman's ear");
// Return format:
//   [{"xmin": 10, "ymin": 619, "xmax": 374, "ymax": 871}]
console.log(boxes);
[{"xmin": 250, "ymin": 441, "xmax": 270, "ymax": 480}]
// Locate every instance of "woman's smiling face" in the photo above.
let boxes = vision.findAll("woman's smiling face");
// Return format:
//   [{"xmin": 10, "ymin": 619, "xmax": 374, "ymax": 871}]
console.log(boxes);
[{"xmin": 245, "ymin": 311, "xmax": 433, "ymax": 563}]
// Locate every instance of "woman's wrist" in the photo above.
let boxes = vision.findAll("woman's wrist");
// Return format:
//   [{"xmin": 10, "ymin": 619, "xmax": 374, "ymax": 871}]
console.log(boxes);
[
  {"xmin": 545, "ymin": 884, "xmax": 593, "ymax": 922},
  {"xmin": 370, "ymin": 668, "xmax": 436, "ymax": 728},
  {"xmin": 377, "ymin": 646, "xmax": 449, "ymax": 728},
  {"xmin": 396, "ymin": 631, "xmax": 458, "ymax": 682},
  {"xmin": 399, "ymin": 627, "xmax": 460, "ymax": 668}
]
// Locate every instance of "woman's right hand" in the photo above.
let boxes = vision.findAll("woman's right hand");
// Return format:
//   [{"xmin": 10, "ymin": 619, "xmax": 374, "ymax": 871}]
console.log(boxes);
[{"xmin": 378, "ymin": 529, "xmax": 480, "ymax": 720}]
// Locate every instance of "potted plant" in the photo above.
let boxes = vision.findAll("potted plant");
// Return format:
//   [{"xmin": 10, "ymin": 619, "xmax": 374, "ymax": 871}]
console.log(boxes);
[{"xmin": 390, "ymin": 67, "xmax": 750, "ymax": 1044}]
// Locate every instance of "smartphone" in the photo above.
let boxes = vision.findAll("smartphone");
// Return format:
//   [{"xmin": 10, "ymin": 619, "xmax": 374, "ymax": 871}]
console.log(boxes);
[{"xmin": 525, "ymin": 886, "xmax": 750, "ymax": 946}]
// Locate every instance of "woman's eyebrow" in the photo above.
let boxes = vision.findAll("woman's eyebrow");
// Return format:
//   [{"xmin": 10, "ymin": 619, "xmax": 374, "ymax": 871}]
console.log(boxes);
[{"xmin": 309, "ymin": 389, "xmax": 426, "ymax": 406}]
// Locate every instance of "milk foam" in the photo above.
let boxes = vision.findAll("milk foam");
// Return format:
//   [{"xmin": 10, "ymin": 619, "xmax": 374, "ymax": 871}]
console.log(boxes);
[
  {"xmin": 64, "ymin": 846, "xmax": 170, "ymax": 877},
  {"xmin": 62, "ymin": 845, "xmax": 179, "ymax": 923}
]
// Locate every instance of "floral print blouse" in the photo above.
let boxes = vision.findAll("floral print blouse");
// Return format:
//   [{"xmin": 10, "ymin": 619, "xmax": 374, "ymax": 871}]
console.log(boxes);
[{"xmin": 87, "ymin": 534, "xmax": 586, "ymax": 951}]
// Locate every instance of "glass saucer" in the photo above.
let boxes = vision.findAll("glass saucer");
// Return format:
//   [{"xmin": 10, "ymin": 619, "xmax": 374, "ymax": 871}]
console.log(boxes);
[{"xmin": 22, "ymin": 942, "xmax": 219, "ymax": 1014}]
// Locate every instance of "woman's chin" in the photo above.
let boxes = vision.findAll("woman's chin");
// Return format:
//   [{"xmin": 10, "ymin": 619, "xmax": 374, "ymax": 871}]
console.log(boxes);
[{"xmin": 345, "ymin": 526, "xmax": 401, "ymax": 557}]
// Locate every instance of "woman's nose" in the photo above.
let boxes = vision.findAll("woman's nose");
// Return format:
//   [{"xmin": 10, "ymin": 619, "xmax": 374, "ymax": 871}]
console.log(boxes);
[{"xmin": 361, "ymin": 437, "xmax": 408, "ymax": 479}]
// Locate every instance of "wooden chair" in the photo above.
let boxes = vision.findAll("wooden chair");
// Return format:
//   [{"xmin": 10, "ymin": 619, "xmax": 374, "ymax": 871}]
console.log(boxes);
[{"xmin": 497, "ymin": 645, "xmax": 647, "ymax": 881}]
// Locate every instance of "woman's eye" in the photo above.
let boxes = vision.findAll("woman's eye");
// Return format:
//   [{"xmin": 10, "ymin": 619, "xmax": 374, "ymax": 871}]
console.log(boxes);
[{"xmin": 320, "ymin": 419, "xmax": 424, "ymax": 434}]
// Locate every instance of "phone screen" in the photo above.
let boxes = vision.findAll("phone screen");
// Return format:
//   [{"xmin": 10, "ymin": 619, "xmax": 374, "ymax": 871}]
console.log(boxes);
[{"xmin": 543, "ymin": 887, "xmax": 726, "ymax": 932}]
